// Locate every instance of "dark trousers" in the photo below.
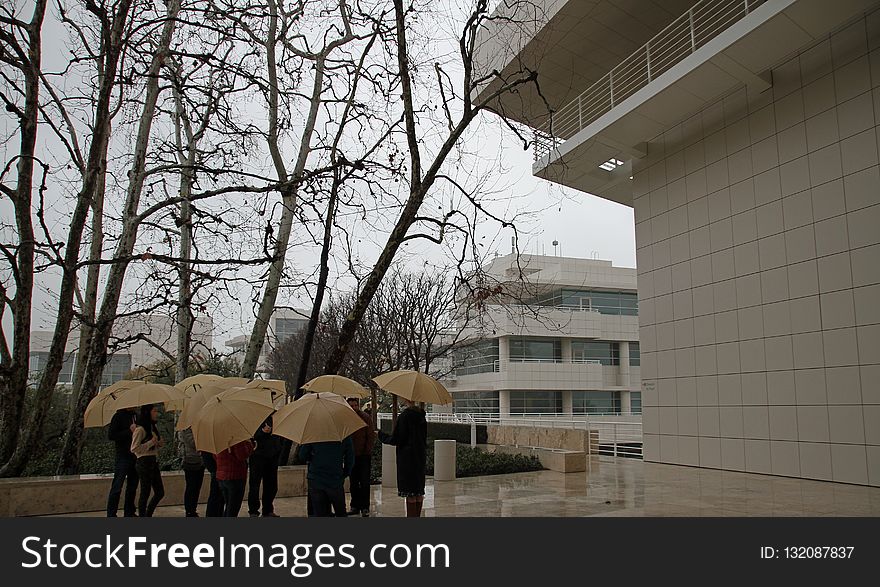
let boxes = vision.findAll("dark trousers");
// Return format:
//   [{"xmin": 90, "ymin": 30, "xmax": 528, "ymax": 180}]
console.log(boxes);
[
  {"xmin": 349, "ymin": 455, "xmax": 371, "ymax": 511},
  {"xmin": 135, "ymin": 456, "xmax": 164, "ymax": 517},
  {"xmin": 308, "ymin": 483, "xmax": 346, "ymax": 517},
  {"xmin": 107, "ymin": 454, "xmax": 138, "ymax": 517},
  {"xmin": 219, "ymin": 479, "xmax": 246, "ymax": 517},
  {"xmin": 247, "ymin": 456, "xmax": 279, "ymax": 516},
  {"xmin": 202, "ymin": 453, "xmax": 225, "ymax": 517},
  {"xmin": 183, "ymin": 468, "xmax": 205, "ymax": 516}
]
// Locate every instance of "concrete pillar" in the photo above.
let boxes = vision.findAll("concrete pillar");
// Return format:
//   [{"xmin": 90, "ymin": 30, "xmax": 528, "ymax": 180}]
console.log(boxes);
[
  {"xmin": 433, "ymin": 440, "xmax": 457, "ymax": 481},
  {"xmin": 562, "ymin": 390, "xmax": 573, "ymax": 416},
  {"xmin": 381, "ymin": 444, "xmax": 397, "ymax": 488},
  {"xmin": 561, "ymin": 338, "xmax": 572, "ymax": 362},
  {"xmin": 497, "ymin": 336, "xmax": 509, "ymax": 370},
  {"xmin": 618, "ymin": 341, "xmax": 631, "ymax": 387},
  {"xmin": 620, "ymin": 390, "xmax": 632, "ymax": 415},
  {"xmin": 499, "ymin": 389, "xmax": 511, "ymax": 418}
]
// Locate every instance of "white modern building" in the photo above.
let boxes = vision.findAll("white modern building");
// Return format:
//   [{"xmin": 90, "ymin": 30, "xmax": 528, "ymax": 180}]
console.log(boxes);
[
  {"xmin": 448, "ymin": 253, "xmax": 640, "ymax": 417},
  {"xmin": 226, "ymin": 307, "xmax": 310, "ymax": 374},
  {"xmin": 29, "ymin": 313, "xmax": 213, "ymax": 387},
  {"xmin": 477, "ymin": 0, "xmax": 880, "ymax": 485}
]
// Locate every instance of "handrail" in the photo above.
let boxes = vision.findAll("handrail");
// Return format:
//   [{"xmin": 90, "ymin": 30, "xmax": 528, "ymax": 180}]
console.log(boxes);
[{"xmin": 534, "ymin": 0, "xmax": 767, "ymax": 163}]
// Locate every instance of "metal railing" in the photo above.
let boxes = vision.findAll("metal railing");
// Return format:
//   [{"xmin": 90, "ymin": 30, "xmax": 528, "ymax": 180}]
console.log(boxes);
[
  {"xmin": 533, "ymin": 0, "xmax": 768, "ymax": 162},
  {"xmin": 377, "ymin": 411, "xmax": 643, "ymax": 458}
]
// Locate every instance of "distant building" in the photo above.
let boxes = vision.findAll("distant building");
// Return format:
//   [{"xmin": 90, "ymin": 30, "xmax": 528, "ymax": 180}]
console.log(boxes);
[
  {"xmin": 29, "ymin": 314, "xmax": 213, "ymax": 387},
  {"xmin": 225, "ymin": 308, "xmax": 310, "ymax": 375},
  {"xmin": 448, "ymin": 253, "xmax": 640, "ymax": 417}
]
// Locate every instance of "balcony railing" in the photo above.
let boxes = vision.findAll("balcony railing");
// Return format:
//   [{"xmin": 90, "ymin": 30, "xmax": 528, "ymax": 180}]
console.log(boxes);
[{"xmin": 533, "ymin": 0, "xmax": 768, "ymax": 163}]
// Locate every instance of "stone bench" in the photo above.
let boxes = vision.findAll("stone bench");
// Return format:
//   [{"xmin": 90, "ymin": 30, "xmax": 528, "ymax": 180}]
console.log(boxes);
[
  {"xmin": 479, "ymin": 444, "xmax": 590, "ymax": 473},
  {"xmin": 0, "ymin": 465, "xmax": 307, "ymax": 517}
]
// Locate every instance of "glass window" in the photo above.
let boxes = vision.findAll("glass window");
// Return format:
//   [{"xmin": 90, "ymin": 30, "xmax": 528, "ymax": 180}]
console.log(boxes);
[
  {"xmin": 101, "ymin": 354, "xmax": 132, "ymax": 387},
  {"xmin": 509, "ymin": 337, "xmax": 561, "ymax": 362},
  {"xmin": 630, "ymin": 392, "xmax": 642, "ymax": 414},
  {"xmin": 529, "ymin": 288, "xmax": 638, "ymax": 316},
  {"xmin": 571, "ymin": 341, "xmax": 619, "ymax": 365},
  {"xmin": 572, "ymin": 391, "xmax": 621, "ymax": 414},
  {"xmin": 629, "ymin": 342, "xmax": 640, "ymax": 366},
  {"xmin": 452, "ymin": 391, "xmax": 499, "ymax": 414},
  {"xmin": 454, "ymin": 339, "xmax": 499, "ymax": 376},
  {"xmin": 509, "ymin": 391, "xmax": 562, "ymax": 414},
  {"xmin": 275, "ymin": 318, "xmax": 308, "ymax": 341},
  {"xmin": 28, "ymin": 351, "xmax": 76, "ymax": 383}
]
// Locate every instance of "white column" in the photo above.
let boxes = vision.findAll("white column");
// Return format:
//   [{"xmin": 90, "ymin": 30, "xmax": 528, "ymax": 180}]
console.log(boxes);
[
  {"xmin": 434, "ymin": 440, "xmax": 456, "ymax": 481},
  {"xmin": 562, "ymin": 390, "xmax": 573, "ymax": 416},
  {"xmin": 619, "ymin": 341, "xmax": 631, "ymax": 414},
  {"xmin": 381, "ymin": 444, "xmax": 397, "ymax": 488},
  {"xmin": 561, "ymin": 338, "xmax": 572, "ymax": 362},
  {"xmin": 499, "ymin": 389, "xmax": 511, "ymax": 418},
  {"xmin": 498, "ymin": 336, "xmax": 509, "ymax": 368}
]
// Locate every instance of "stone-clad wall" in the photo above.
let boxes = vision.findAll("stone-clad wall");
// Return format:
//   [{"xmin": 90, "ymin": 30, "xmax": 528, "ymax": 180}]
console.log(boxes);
[
  {"xmin": 0, "ymin": 466, "xmax": 307, "ymax": 517},
  {"xmin": 486, "ymin": 425, "xmax": 599, "ymax": 453}
]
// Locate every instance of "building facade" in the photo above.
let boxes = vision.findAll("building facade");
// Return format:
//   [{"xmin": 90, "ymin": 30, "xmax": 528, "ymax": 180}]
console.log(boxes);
[
  {"xmin": 225, "ymin": 308, "xmax": 310, "ymax": 374},
  {"xmin": 29, "ymin": 313, "xmax": 213, "ymax": 387},
  {"xmin": 448, "ymin": 253, "xmax": 641, "ymax": 417},
  {"xmin": 477, "ymin": 0, "xmax": 880, "ymax": 485}
]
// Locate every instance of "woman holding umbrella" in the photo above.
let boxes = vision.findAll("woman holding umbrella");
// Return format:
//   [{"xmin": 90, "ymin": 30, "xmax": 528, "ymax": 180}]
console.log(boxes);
[
  {"xmin": 131, "ymin": 404, "xmax": 165, "ymax": 517},
  {"xmin": 378, "ymin": 397, "xmax": 427, "ymax": 517}
]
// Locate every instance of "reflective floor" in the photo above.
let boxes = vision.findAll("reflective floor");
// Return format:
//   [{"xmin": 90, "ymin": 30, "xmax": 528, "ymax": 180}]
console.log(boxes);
[{"xmin": 54, "ymin": 457, "xmax": 880, "ymax": 517}]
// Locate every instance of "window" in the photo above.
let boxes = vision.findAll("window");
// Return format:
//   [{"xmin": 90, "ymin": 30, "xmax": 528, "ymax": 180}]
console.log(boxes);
[
  {"xmin": 452, "ymin": 391, "xmax": 499, "ymax": 415},
  {"xmin": 629, "ymin": 342, "xmax": 640, "ymax": 366},
  {"xmin": 101, "ymin": 354, "xmax": 132, "ymax": 387},
  {"xmin": 509, "ymin": 391, "xmax": 562, "ymax": 414},
  {"xmin": 509, "ymin": 337, "xmax": 561, "ymax": 362},
  {"xmin": 454, "ymin": 339, "xmax": 499, "ymax": 376},
  {"xmin": 571, "ymin": 341, "xmax": 619, "ymax": 365},
  {"xmin": 28, "ymin": 351, "xmax": 76, "ymax": 384},
  {"xmin": 530, "ymin": 289, "xmax": 638, "ymax": 316},
  {"xmin": 630, "ymin": 392, "xmax": 642, "ymax": 414},
  {"xmin": 572, "ymin": 391, "xmax": 621, "ymax": 414},
  {"xmin": 275, "ymin": 317, "xmax": 308, "ymax": 342}
]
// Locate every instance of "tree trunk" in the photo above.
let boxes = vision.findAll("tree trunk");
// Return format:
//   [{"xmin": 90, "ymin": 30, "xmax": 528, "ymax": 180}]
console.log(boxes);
[
  {"xmin": 0, "ymin": 0, "xmax": 48, "ymax": 467},
  {"xmin": 56, "ymin": 0, "xmax": 181, "ymax": 474}
]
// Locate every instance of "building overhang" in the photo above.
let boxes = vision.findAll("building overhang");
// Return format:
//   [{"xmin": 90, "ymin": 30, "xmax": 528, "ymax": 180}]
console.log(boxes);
[{"xmin": 525, "ymin": 0, "xmax": 879, "ymax": 205}]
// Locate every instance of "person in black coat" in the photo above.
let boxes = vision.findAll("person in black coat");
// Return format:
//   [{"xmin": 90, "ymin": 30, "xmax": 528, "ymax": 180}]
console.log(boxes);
[
  {"xmin": 378, "ymin": 397, "xmax": 427, "ymax": 517},
  {"xmin": 248, "ymin": 416, "xmax": 283, "ymax": 517},
  {"xmin": 106, "ymin": 407, "xmax": 139, "ymax": 517}
]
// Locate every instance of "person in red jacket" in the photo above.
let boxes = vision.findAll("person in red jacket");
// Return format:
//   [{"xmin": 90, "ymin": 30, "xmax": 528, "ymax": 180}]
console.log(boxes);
[{"xmin": 215, "ymin": 439, "xmax": 254, "ymax": 517}]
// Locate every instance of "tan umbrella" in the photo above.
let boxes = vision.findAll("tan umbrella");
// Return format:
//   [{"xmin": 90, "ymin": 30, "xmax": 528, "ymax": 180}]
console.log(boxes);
[
  {"xmin": 191, "ymin": 386, "xmax": 276, "ymax": 453},
  {"xmin": 84, "ymin": 381, "xmax": 183, "ymax": 428},
  {"xmin": 245, "ymin": 379, "xmax": 288, "ymax": 407},
  {"xmin": 175, "ymin": 377, "xmax": 249, "ymax": 431},
  {"xmin": 166, "ymin": 374, "xmax": 226, "ymax": 411},
  {"xmin": 92, "ymin": 378, "xmax": 145, "ymax": 400},
  {"xmin": 273, "ymin": 392, "xmax": 366, "ymax": 444},
  {"xmin": 373, "ymin": 370, "xmax": 453, "ymax": 405},
  {"xmin": 301, "ymin": 374, "xmax": 370, "ymax": 398}
]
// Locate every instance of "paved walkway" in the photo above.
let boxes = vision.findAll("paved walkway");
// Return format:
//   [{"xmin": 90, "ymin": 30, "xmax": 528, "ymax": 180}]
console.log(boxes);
[{"xmin": 51, "ymin": 457, "xmax": 880, "ymax": 517}]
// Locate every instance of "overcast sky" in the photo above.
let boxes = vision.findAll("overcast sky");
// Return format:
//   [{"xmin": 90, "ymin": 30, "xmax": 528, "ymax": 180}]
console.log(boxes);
[{"xmin": 2, "ymin": 2, "xmax": 636, "ymax": 352}]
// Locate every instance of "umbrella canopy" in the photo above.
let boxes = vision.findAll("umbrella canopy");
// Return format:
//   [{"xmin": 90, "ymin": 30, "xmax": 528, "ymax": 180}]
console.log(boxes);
[
  {"xmin": 373, "ymin": 370, "xmax": 453, "ymax": 405},
  {"xmin": 191, "ymin": 386, "xmax": 276, "ymax": 453},
  {"xmin": 273, "ymin": 392, "xmax": 366, "ymax": 444},
  {"xmin": 245, "ymin": 379, "xmax": 287, "ymax": 406},
  {"xmin": 166, "ymin": 374, "xmax": 228, "ymax": 411},
  {"xmin": 301, "ymin": 374, "xmax": 369, "ymax": 399},
  {"xmin": 175, "ymin": 377, "xmax": 249, "ymax": 431},
  {"xmin": 92, "ymin": 379, "xmax": 145, "ymax": 400},
  {"xmin": 84, "ymin": 381, "xmax": 183, "ymax": 428}
]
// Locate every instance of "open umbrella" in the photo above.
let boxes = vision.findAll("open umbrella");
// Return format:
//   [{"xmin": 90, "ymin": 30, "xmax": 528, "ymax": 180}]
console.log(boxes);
[
  {"xmin": 84, "ymin": 381, "xmax": 183, "ymax": 428},
  {"xmin": 273, "ymin": 392, "xmax": 366, "ymax": 444},
  {"xmin": 175, "ymin": 376, "xmax": 249, "ymax": 431},
  {"xmin": 373, "ymin": 370, "xmax": 453, "ymax": 405},
  {"xmin": 301, "ymin": 374, "xmax": 370, "ymax": 398},
  {"xmin": 190, "ymin": 386, "xmax": 276, "ymax": 453},
  {"xmin": 166, "ymin": 374, "xmax": 226, "ymax": 411},
  {"xmin": 245, "ymin": 379, "xmax": 288, "ymax": 406}
]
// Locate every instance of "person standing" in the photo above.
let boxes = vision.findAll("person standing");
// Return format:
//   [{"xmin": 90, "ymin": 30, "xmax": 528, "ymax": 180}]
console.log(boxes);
[
  {"xmin": 106, "ymin": 407, "xmax": 139, "ymax": 517},
  {"xmin": 346, "ymin": 398, "xmax": 375, "ymax": 517},
  {"xmin": 215, "ymin": 439, "xmax": 254, "ymax": 517},
  {"xmin": 131, "ymin": 404, "xmax": 165, "ymax": 517},
  {"xmin": 248, "ymin": 417, "xmax": 282, "ymax": 517},
  {"xmin": 178, "ymin": 427, "xmax": 204, "ymax": 517},
  {"xmin": 298, "ymin": 438, "xmax": 354, "ymax": 517},
  {"xmin": 201, "ymin": 452, "xmax": 225, "ymax": 517},
  {"xmin": 378, "ymin": 397, "xmax": 427, "ymax": 517}
]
